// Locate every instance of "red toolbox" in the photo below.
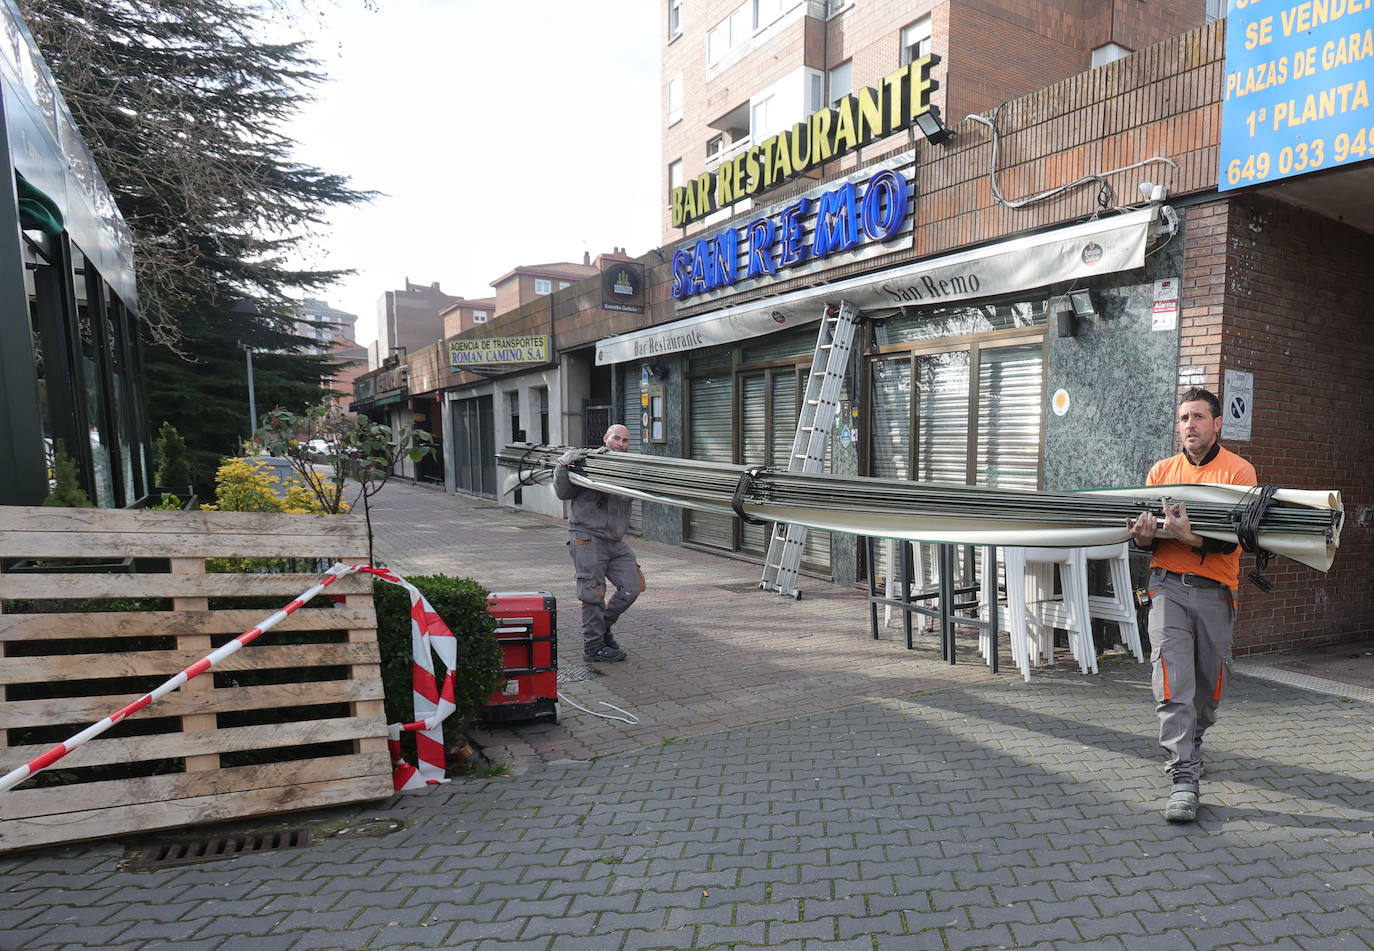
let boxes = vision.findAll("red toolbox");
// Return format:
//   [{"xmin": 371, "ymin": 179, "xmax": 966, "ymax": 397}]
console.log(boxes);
[{"xmin": 484, "ymin": 591, "xmax": 558, "ymax": 724}]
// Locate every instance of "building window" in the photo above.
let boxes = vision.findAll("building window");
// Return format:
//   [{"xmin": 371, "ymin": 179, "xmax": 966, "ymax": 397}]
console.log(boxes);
[
  {"xmin": 1091, "ymin": 43, "xmax": 1131, "ymax": 68},
  {"xmin": 1204, "ymin": 0, "xmax": 1225, "ymax": 21},
  {"xmin": 669, "ymin": 0, "xmax": 682, "ymax": 37},
  {"xmin": 667, "ymin": 74, "xmax": 683, "ymax": 125},
  {"xmin": 826, "ymin": 0, "xmax": 853, "ymax": 17},
  {"xmin": 706, "ymin": 134, "xmax": 725, "ymax": 160},
  {"xmin": 828, "ymin": 60, "xmax": 852, "ymax": 106},
  {"xmin": 559, "ymin": 281, "xmax": 570, "ymax": 289},
  {"xmin": 472, "ymin": 310, "xmax": 488, "ymax": 323},
  {"xmin": 900, "ymin": 16, "xmax": 931, "ymax": 65},
  {"xmin": 668, "ymin": 159, "xmax": 683, "ymax": 199},
  {"xmin": 754, "ymin": 0, "xmax": 787, "ymax": 30},
  {"xmin": 751, "ymin": 94, "xmax": 777, "ymax": 140},
  {"xmin": 534, "ymin": 279, "xmax": 552, "ymax": 295},
  {"xmin": 707, "ymin": 3, "xmax": 750, "ymax": 65}
]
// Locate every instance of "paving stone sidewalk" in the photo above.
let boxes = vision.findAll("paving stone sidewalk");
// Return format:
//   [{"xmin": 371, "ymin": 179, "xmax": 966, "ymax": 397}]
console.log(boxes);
[{"xmin": 0, "ymin": 480, "xmax": 1370, "ymax": 950}]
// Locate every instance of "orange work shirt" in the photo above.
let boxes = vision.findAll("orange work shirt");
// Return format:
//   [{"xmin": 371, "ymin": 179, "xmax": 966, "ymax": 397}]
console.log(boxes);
[{"xmin": 1146, "ymin": 444, "xmax": 1257, "ymax": 590}]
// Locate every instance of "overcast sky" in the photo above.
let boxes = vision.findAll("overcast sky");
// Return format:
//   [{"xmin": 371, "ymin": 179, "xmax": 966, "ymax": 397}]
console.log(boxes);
[{"xmin": 285, "ymin": 0, "xmax": 663, "ymax": 346}]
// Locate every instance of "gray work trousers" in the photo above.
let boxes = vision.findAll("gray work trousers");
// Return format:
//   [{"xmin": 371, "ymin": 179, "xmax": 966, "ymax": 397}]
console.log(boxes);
[
  {"xmin": 1147, "ymin": 569, "xmax": 1236, "ymax": 783},
  {"xmin": 569, "ymin": 534, "xmax": 643, "ymax": 651}
]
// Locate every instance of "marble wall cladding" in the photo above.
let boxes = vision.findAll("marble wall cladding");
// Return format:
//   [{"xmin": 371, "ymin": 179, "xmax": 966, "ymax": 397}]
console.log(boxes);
[
  {"xmin": 635, "ymin": 354, "xmax": 685, "ymax": 545},
  {"xmin": 1042, "ymin": 214, "xmax": 1189, "ymax": 491}
]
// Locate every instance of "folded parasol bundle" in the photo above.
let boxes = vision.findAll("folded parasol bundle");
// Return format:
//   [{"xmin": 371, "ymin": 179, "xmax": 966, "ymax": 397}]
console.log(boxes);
[{"xmin": 497, "ymin": 444, "xmax": 1343, "ymax": 573}]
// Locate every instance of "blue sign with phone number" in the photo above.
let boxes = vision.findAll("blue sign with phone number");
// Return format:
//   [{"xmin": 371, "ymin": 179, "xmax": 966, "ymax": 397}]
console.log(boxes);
[{"xmin": 1218, "ymin": 0, "xmax": 1374, "ymax": 191}]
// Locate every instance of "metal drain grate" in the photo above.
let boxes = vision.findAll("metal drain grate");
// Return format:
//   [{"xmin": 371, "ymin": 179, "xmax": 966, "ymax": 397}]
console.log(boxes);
[
  {"xmin": 135, "ymin": 827, "xmax": 313, "ymax": 869},
  {"xmin": 558, "ymin": 664, "xmax": 594, "ymax": 683}
]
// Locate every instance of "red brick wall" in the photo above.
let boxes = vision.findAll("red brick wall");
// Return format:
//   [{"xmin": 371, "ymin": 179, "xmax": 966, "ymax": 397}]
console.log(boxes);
[{"xmin": 1217, "ymin": 195, "xmax": 1374, "ymax": 652}]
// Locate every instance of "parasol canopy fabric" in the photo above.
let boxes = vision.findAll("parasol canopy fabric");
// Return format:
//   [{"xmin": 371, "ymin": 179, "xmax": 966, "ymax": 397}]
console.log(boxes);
[{"xmin": 497, "ymin": 444, "xmax": 1343, "ymax": 573}]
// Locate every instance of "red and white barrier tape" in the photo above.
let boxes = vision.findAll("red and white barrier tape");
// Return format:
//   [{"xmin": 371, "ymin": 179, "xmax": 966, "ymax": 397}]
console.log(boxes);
[{"xmin": 0, "ymin": 562, "xmax": 459, "ymax": 794}]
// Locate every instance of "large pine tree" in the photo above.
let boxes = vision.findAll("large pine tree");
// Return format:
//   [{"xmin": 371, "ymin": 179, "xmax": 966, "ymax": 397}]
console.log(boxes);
[{"xmin": 18, "ymin": 0, "xmax": 373, "ymax": 490}]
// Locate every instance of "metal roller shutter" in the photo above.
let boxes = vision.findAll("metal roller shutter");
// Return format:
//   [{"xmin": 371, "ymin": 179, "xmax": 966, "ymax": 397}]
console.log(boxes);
[{"xmin": 686, "ymin": 373, "xmax": 734, "ymax": 549}]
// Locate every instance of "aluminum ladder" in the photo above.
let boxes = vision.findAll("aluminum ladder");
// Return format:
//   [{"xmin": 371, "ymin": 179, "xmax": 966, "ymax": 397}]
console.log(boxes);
[{"xmin": 759, "ymin": 300, "xmax": 860, "ymax": 598}]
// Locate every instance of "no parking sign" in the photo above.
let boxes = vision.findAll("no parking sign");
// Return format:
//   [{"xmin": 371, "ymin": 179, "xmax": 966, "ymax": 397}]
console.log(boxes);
[{"xmin": 1223, "ymin": 369, "xmax": 1253, "ymax": 442}]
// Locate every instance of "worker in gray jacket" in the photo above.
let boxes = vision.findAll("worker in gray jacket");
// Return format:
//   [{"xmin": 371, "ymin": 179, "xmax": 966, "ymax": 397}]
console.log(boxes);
[{"xmin": 554, "ymin": 424, "xmax": 643, "ymax": 663}]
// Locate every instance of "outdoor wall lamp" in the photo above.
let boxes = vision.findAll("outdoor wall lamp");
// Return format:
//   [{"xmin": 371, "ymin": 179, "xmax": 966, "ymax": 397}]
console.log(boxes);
[
  {"xmin": 1068, "ymin": 289, "xmax": 1098, "ymax": 320},
  {"xmin": 915, "ymin": 106, "xmax": 954, "ymax": 146},
  {"xmin": 1138, "ymin": 181, "xmax": 1168, "ymax": 202}
]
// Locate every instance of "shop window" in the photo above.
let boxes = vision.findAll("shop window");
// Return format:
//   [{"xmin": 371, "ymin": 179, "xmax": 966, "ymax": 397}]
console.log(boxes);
[
  {"xmin": 900, "ymin": 16, "xmax": 931, "ymax": 65},
  {"xmin": 536, "ymin": 386, "xmax": 549, "ymax": 443},
  {"xmin": 508, "ymin": 391, "xmax": 522, "ymax": 503}
]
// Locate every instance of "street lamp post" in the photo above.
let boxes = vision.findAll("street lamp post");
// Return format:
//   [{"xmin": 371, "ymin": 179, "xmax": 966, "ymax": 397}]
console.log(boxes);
[
  {"xmin": 242, "ymin": 342, "xmax": 257, "ymax": 438},
  {"xmin": 232, "ymin": 299, "xmax": 262, "ymax": 441}
]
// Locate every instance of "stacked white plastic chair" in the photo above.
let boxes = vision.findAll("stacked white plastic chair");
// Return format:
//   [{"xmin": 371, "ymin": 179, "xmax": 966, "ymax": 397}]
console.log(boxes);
[
  {"xmin": 1080, "ymin": 543, "xmax": 1145, "ymax": 663},
  {"xmin": 984, "ymin": 543, "xmax": 1144, "ymax": 680}
]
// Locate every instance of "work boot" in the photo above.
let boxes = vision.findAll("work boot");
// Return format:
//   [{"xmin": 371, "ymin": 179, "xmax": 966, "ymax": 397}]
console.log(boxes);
[
  {"xmin": 585, "ymin": 644, "xmax": 627, "ymax": 663},
  {"xmin": 1164, "ymin": 781, "xmax": 1200, "ymax": 823}
]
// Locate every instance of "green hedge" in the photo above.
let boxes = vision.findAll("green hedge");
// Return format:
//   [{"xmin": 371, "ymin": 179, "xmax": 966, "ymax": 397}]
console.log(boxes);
[{"xmin": 373, "ymin": 575, "xmax": 503, "ymax": 757}]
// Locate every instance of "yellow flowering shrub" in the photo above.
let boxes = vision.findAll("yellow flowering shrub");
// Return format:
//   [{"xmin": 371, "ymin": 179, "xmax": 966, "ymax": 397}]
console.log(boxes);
[{"xmin": 204, "ymin": 457, "xmax": 346, "ymax": 514}]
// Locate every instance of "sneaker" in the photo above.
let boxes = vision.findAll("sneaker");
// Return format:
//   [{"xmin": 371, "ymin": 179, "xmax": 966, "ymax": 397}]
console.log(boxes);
[
  {"xmin": 1164, "ymin": 781, "xmax": 1200, "ymax": 823},
  {"xmin": 603, "ymin": 631, "xmax": 620, "ymax": 651},
  {"xmin": 584, "ymin": 645, "xmax": 627, "ymax": 663}
]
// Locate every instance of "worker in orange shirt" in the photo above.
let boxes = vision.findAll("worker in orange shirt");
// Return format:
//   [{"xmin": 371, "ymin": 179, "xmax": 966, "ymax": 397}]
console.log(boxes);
[{"xmin": 1128, "ymin": 386, "xmax": 1256, "ymax": 824}]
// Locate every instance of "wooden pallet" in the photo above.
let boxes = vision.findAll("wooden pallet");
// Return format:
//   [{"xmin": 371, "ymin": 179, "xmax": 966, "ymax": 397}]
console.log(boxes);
[{"xmin": 0, "ymin": 506, "xmax": 392, "ymax": 852}]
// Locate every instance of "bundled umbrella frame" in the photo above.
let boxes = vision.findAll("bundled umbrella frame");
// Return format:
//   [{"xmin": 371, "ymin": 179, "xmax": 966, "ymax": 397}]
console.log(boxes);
[{"xmin": 498, "ymin": 444, "xmax": 1344, "ymax": 574}]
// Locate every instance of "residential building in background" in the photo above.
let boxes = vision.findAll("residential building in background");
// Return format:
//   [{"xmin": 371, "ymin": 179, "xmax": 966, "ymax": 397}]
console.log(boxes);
[
  {"xmin": 489, "ymin": 257, "xmax": 599, "ymax": 315},
  {"xmin": 371, "ymin": 279, "xmax": 460, "ymax": 369},
  {"xmin": 440, "ymin": 296, "xmax": 497, "ymax": 338},
  {"xmin": 292, "ymin": 297, "xmax": 359, "ymax": 353},
  {"xmin": 661, "ymin": 0, "xmax": 1208, "ymax": 239}
]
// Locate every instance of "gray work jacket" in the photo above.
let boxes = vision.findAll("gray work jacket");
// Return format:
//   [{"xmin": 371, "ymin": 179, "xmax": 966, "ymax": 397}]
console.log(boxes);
[{"xmin": 554, "ymin": 461, "xmax": 632, "ymax": 541}]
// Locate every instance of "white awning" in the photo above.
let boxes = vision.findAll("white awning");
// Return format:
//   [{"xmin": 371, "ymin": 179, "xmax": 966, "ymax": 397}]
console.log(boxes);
[{"xmin": 596, "ymin": 207, "xmax": 1158, "ymax": 365}]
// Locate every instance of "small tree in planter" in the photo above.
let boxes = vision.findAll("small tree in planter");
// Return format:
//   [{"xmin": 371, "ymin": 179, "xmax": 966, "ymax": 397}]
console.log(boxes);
[
  {"xmin": 255, "ymin": 402, "xmax": 433, "ymax": 564},
  {"xmin": 372, "ymin": 574, "xmax": 503, "ymax": 772},
  {"xmin": 43, "ymin": 441, "xmax": 92, "ymax": 508},
  {"xmin": 153, "ymin": 421, "xmax": 192, "ymax": 498}
]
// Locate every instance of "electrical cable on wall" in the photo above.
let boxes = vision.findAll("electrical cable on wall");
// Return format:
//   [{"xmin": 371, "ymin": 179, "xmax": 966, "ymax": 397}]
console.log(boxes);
[{"xmin": 965, "ymin": 107, "xmax": 1179, "ymax": 216}]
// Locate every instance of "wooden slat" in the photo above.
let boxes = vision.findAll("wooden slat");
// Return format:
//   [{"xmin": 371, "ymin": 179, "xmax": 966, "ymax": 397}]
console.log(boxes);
[
  {"xmin": 0, "ymin": 679, "xmax": 386, "ymax": 730},
  {"xmin": 0, "ymin": 570, "xmax": 374, "ymax": 600},
  {"xmin": 0, "ymin": 643, "xmax": 381, "ymax": 684},
  {"xmin": 0, "ymin": 533, "xmax": 369, "ymax": 558},
  {"xmin": 0, "ymin": 605, "xmax": 377, "ymax": 641},
  {"xmin": 1, "ymin": 716, "xmax": 387, "ymax": 771},
  {"xmin": 0, "ymin": 505, "xmax": 368, "ymax": 538},
  {"xmin": 0, "ymin": 754, "xmax": 391, "ymax": 821},
  {"xmin": 0, "ymin": 773, "xmax": 394, "ymax": 852}
]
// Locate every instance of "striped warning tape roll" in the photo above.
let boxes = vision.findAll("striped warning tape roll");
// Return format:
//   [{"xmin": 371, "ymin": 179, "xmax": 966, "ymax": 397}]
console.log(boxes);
[{"xmin": 0, "ymin": 563, "xmax": 459, "ymax": 794}]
